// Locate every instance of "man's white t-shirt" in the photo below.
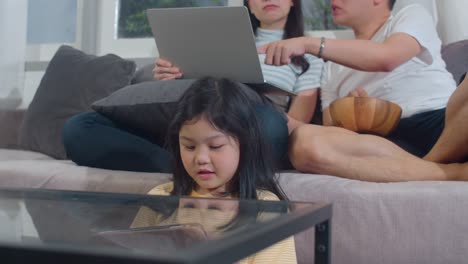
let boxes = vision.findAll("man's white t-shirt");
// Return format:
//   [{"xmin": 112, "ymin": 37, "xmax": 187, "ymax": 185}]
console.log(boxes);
[{"xmin": 321, "ymin": 4, "xmax": 456, "ymax": 118}]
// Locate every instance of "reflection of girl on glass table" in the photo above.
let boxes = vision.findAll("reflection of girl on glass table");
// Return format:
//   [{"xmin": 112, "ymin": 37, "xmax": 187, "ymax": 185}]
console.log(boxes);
[{"xmin": 132, "ymin": 77, "xmax": 297, "ymax": 264}]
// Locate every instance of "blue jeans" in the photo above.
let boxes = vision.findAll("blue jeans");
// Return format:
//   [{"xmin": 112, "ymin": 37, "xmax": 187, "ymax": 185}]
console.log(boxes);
[{"xmin": 63, "ymin": 105, "xmax": 289, "ymax": 173}]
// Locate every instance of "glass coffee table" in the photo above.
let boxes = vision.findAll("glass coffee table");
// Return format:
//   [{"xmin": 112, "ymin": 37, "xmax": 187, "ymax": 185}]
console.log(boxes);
[{"xmin": 0, "ymin": 188, "xmax": 331, "ymax": 264}]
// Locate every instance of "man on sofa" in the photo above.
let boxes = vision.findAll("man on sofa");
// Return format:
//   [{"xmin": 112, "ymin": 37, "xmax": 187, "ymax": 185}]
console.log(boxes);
[{"xmin": 258, "ymin": 0, "xmax": 468, "ymax": 181}]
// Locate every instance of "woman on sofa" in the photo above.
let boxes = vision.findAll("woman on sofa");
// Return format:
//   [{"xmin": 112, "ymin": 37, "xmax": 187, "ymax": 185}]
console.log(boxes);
[
  {"xmin": 63, "ymin": 0, "xmax": 323, "ymax": 173},
  {"xmin": 256, "ymin": 0, "xmax": 468, "ymax": 181},
  {"xmin": 156, "ymin": 0, "xmax": 324, "ymax": 133}
]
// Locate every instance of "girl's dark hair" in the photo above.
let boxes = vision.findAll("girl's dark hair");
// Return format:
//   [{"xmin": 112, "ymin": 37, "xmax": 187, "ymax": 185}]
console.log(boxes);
[
  {"xmin": 244, "ymin": 0, "xmax": 310, "ymax": 74},
  {"xmin": 389, "ymin": 0, "xmax": 397, "ymax": 10},
  {"xmin": 167, "ymin": 77, "xmax": 287, "ymax": 200}
]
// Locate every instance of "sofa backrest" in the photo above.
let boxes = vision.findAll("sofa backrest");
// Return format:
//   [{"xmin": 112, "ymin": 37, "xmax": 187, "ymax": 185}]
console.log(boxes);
[
  {"xmin": 0, "ymin": 110, "xmax": 25, "ymax": 149},
  {"xmin": 441, "ymin": 39, "xmax": 468, "ymax": 84}
]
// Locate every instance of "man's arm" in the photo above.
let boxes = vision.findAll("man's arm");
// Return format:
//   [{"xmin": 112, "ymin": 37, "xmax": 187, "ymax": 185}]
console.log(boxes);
[
  {"xmin": 316, "ymin": 33, "xmax": 422, "ymax": 71},
  {"xmin": 259, "ymin": 33, "xmax": 422, "ymax": 72}
]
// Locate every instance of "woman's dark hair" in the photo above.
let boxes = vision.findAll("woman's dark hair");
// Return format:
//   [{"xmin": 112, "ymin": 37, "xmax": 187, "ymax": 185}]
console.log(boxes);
[
  {"xmin": 244, "ymin": 0, "xmax": 310, "ymax": 74},
  {"xmin": 389, "ymin": 0, "xmax": 397, "ymax": 10},
  {"xmin": 167, "ymin": 77, "xmax": 287, "ymax": 200}
]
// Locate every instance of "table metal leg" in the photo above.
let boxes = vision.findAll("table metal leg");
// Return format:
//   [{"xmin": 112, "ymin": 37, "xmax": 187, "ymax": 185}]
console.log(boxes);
[{"xmin": 315, "ymin": 220, "xmax": 330, "ymax": 264}]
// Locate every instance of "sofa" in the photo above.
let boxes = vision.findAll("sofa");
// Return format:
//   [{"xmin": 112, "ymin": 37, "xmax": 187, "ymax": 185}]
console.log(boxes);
[{"xmin": 1, "ymin": 40, "xmax": 468, "ymax": 264}]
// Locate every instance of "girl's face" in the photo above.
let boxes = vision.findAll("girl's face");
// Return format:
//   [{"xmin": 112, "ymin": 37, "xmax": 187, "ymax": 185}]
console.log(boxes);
[
  {"xmin": 179, "ymin": 115, "xmax": 240, "ymax": 197},
  {"xmin": 247, "ymin": 0, "xmax": 294, "ymax": 30}
]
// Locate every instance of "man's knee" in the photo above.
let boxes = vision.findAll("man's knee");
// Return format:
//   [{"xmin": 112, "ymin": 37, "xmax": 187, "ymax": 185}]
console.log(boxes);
[{"xmin": 289, "ymin": 125, "xmax": 328, "ymax": 173}]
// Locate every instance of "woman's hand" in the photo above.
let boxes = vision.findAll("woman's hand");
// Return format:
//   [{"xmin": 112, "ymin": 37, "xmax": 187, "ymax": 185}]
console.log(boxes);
[
  {"xmin": 153, "ymin": 58, "xmax": 183, "ymax": 80},
  {"xmin": 257, "ymin": 37, "xmax": 311, "ymax": 66}
]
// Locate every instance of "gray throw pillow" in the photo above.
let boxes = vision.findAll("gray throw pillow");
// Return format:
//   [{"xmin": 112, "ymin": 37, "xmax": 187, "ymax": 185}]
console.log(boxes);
[
  {"xmin": 91, "ymin": 79, "xmax": 196, "ymax": 144},
  {"xmin": 91, "ymin": 79, "xmax": 265, "ymax": 144},
  {"xmin": 19, "ymin": 45, "xmax": 136, "ymax": 159}
]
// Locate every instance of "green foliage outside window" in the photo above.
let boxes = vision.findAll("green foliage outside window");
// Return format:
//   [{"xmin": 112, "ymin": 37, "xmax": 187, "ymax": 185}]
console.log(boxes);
[
  {"xmin": 118, "ymin": 0, "xmax": 227, "ymax": 38},
  {"xmin": 118, "ymin": 0, "xmax": 343, "ymax": 39},
  {"xmin": 304, "ymin": 0, "xmax": 344, "ymax": 30}
]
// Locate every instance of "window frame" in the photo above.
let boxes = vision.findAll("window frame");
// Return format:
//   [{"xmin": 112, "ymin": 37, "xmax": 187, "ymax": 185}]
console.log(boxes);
[
  {"xmin": 25, "ymin": 0, "xmax": 85, "ymax": 63},
  {"xmin": 96, "ymin": 0, "xmax": 243, "ymax": 58}
]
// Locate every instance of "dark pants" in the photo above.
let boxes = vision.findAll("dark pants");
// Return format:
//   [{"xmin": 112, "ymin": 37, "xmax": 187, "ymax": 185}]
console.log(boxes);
[
  {"xmin": 63, "ymin": 105, "xmax": 289, "ymax": 173},
  {"xmin": 387, "ymin": 108, "xmax": 445, "ymax": 157}
]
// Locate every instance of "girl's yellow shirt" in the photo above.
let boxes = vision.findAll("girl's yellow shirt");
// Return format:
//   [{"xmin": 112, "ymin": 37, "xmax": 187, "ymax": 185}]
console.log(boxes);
[{"xmin": 132, "ymin": 182, "xmax": 297, "ymax": 264}]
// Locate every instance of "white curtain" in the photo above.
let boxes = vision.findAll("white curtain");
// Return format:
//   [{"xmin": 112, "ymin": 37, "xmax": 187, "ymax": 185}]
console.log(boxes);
[
  {"xmin": 393, "ymin": 0, "xmax": 438, "ymax": 24},
  {"xmin": 0, "ymin": 0, "xmax": 27, "ymax": 109},
  {"xmin": 394, "ymin": 0, "xmax": 468, "ymax": 45},
  {"xmin": 436, "ymin": 0, "xmax": 468, "ymax": 45}
]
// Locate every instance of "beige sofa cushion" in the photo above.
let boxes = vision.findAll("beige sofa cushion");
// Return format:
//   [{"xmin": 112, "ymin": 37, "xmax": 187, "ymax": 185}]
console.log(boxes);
[
  {"xmin": 279, "ymin": 172, "xmax": 468, "ymax": 264},
  {"xmin": 0, "ymin": 159, "xmax": 171, "ymax": 193},
  {"xmin": 0, "ymin": 149, "xmax": 54, "ymax": 161}
]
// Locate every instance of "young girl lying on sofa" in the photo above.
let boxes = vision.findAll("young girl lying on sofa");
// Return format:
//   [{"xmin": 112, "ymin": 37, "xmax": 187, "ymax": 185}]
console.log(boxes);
[{"xmin": 131, "ymin": 77, "xmax": 297, "ymax": 263}]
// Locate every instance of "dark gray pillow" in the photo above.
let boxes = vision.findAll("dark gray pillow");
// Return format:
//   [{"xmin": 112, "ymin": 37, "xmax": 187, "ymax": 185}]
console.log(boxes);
[
  {"xmin": 91, "ymin": 79, "xmax": 265, "ymax": 143},
  {"xmin": 19, "ymin": 45, "xmax": 136, "ymax": 159},
  {"xmin": 91, "ymin": 79, "xmax": 196, "ymax": 144}
]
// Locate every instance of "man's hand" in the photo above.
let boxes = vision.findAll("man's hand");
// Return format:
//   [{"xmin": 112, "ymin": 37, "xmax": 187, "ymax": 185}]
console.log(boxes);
[
  {"xmin": 347, "ymin": 87, "xmax": 368, "ymax": 97},
  {"xmin": 257, "ymin": 37, "xmax": 309, "ymax": 66},
  {"xmin": 153, "ymin": 58, "xmax": 183, "ymax": 80}
]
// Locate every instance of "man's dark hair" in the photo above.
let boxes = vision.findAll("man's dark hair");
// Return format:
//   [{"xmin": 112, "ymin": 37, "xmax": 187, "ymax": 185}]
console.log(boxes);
[{"xmin": 389, "ymin": 0, "xmax": 397, "ymax": 10}]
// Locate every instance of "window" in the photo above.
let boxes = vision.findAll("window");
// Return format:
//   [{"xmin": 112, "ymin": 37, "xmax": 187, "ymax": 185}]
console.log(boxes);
[
  {"xmin": 115, "ymin": 0, "xmax": 342, "ymax": 40},
  {"xmin": 109, "ymin": 0, "xmax": 345, "ymax": 57},
  {"xmin": 118, "ymin": 0, "xmax": 229, "ymax": 39},
  {"xmin": 26, "ymin": 0, "xmax": 79, "ymax": 61},
  {"xmin": 303, "ymin": 0, "xmax": 343, "ymax": 31},
  {"xmin": 24, "ymin": 0, "xmax": 346, "ymax": 62},
  {"xmin": 23, "ymin": 0, "xmax": 81, "ymax": 108}
]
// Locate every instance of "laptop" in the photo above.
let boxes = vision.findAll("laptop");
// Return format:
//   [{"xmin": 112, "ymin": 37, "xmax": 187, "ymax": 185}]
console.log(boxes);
[{"xmin": 146, "ymin": 6, "xmax": 296, "ymax": 96}]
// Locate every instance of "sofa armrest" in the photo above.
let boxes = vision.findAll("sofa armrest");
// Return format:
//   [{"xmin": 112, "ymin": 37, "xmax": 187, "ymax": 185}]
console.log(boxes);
[{"xmin": 0, "ymin": 109, "xmax": 26, "ymax": 149}]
